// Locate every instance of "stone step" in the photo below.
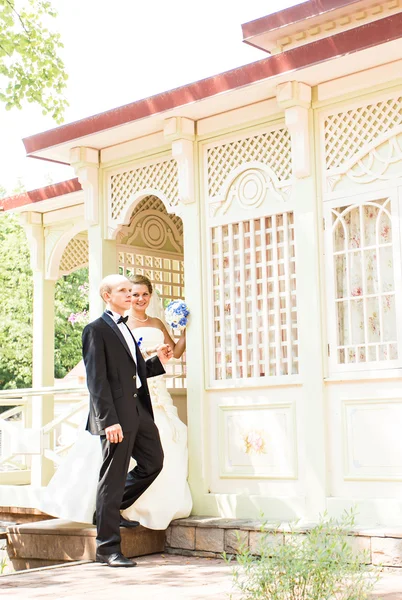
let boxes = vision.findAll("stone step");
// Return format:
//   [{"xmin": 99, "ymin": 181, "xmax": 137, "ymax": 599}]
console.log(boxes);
[
  {"xmin": 166, "ymin": 516, "xmax": 402, "ymax": 568},
  {"xmin": 0, "ymin": 506, "xmax": 51, "ymax": 525},
  {"xmin": 6, "ymin": 519, "xmax": 165, "ymax": 571}
]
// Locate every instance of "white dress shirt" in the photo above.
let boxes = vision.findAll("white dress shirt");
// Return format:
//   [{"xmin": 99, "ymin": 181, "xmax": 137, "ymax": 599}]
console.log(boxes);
[{"xmin": 107, "ymin": 309, "xmax": 142, "ymax": 389}]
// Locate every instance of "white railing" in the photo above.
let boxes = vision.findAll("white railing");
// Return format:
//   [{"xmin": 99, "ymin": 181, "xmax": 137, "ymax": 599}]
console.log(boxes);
[
  {"xmin": 0, "ymin": 386, "xmax": 88, "ymax": 486},
  {"xmin": 0, "ymin": 377, "xmax": 186, "ymax": 486}
]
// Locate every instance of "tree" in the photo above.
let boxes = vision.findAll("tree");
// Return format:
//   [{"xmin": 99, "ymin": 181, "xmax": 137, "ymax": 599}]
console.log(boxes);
[
  {"xmin": 0, "ymin": 212, "xmax": 33, "ymax": 388},
  {"xmin": 0, "ymin": 212, "xmax": 88, "ymax": 388},
  {"xmin": 0, "ymin": 0, "xmax": 67, "ymax": 122},
  {"xmin": 54, "ymin": 271, "xmax": 88, "ymax": 379}
]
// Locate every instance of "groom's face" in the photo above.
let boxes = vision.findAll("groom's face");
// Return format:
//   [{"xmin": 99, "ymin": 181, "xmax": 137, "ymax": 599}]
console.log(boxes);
[{"xmin": 104, "ymin": 279, "xmax": 133, "ymax": 314}]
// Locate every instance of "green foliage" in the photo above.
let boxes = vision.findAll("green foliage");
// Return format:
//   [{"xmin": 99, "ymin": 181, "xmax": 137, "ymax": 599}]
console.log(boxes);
[
  {"xmin": 227, "ymin": 511, "xmax": 378, "ymax": 600},
  {"xmin": 0, "ymin": 0, "xmax": 68, "ymax": 122},
  {"xmin": 0, "ymin": 554, "xmax": 7, "ymax": 574},
  {"xmin": 54, "ymin": 271, "xmax": 88, "ymax": 379},
  {"xmin": 0, "ymin": 212, "xmax": 88, "ymax": 388},
  {"xmin": 0, "ymin": 212, "xmax": 33, "ymax": 389}
]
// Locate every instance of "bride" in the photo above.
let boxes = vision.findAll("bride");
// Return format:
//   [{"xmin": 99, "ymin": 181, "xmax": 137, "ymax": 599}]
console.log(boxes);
[{"xmin": 38, "ymin": 275, "xmax": 192, "ymax": 530}]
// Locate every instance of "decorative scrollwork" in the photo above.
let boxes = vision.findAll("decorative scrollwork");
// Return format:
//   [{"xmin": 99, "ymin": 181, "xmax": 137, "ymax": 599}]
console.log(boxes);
[
  {"xmin": 117, "ymin": 195, "xmax": 183, "ymax": 253},
  {"xmin": 345, "ymin": 134, "xmax": 402, "ymax": 184},
  {"xmin": 324, "ymin": 95, "xmax": 402, "ymax": 171},
  {"xmin": 214, "ymin": 165, "xmax": 286, "ymax": 217}
]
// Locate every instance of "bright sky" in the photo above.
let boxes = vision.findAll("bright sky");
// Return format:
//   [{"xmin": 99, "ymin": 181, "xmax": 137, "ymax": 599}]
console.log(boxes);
[{"xmin": 0, "ymin": 0, "xmax": 300, "ymax": 193}]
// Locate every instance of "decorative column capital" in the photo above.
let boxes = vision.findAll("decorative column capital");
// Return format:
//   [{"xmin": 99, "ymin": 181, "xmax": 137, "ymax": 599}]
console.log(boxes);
[
  {"xmin": 276, "ymin": 81, "xmax": 312, "ymax": 110},
  {"xmin": 20, "ymin": 212, "xmax": 44, "ymax": 272},
  {"xmin": 276, "ymin": 82, "xmax": 312, "ymax": 179},
  {"xmin": 70, "ymin": 147, "xmax": 100, "ymax": 225},
  {"xmin": 164, "ymin": 117, "xmax": 196, "ymax": 142},
  {"xmin": 164, "ymin": 118, "xmax": 196, "ymax": 206}
]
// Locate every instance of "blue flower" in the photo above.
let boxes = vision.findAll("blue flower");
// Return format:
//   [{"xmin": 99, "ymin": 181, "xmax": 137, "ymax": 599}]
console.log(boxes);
[
  {"xmin": 165, "ymin": 299, "xmax": 189, "ymax": 330},
  {"xmin": 137, "ymin": 337, "xmax": 143, "ymax": 347}
]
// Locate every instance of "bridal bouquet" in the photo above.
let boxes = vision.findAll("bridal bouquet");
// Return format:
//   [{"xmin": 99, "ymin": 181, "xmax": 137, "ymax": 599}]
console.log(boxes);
[{"xmin": 165, "ymin": 300, "xmax": 190, "ymax": 332}]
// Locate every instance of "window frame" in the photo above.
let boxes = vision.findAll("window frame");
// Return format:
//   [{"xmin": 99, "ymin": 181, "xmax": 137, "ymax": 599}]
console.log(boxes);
[{"xmin": 324, "ymin": 187, "xmax": 402, "ymax": 375}]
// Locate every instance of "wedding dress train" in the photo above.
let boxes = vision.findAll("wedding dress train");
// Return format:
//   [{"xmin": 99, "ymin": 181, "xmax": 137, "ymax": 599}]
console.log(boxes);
[{"xmin": 38, "ymin": 326, "xmax": 192, "ymax": 530}]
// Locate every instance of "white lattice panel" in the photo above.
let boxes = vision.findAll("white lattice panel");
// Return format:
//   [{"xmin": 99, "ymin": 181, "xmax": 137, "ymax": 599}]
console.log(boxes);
[
  {"xmin": 324, "ymin": 95, "xmax": 402, "ymax": 171},
  {"xmin": 119, "ymin": 248, "xmax": 186, "ymax": 388},
  {"xmin": 211, "ymin": 213, "xmax": 298, "ymax": 382},
  {"xmin": 60, "ymin": 237, "xmax": 89, "ymax": 275},
  {"xmin": 207, "ymin": 127, "xmax": 292, "ymax": 198},
  {"xmin": 110, "ymin": 159, "xmax": 179, "ymax": 222},
  {"xmin": 326, "ymin": 194, "xmax": 402, "ymax": 372}
]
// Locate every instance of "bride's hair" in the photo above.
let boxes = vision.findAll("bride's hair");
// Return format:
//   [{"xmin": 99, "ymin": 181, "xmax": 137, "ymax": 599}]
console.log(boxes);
[
  {"xmin": 129, "ymin": 273, "xmax": 170, "ymax": 329},
  {"xmin": 130, "ymin": 274, "xmax": 153, "ymax": 294}
]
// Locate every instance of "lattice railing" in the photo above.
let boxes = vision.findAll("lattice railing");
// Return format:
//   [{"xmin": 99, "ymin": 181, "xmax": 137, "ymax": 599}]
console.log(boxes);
[
  {"xmin": 60, "ymin": 236, "xmax": 89, "ymax": 275},
  {"xmin": 207, "ymin": 127, "xmax": 292, "ymax": 198},
  {"xmin": 110, "ymin": 159, "xmax": 179, "ymax": 222},
  {"xmin": 328, "ymin": 196, "xmax": 401, "ymax": 370},
  {"xmin": 324, "ymin": 95, "xmax": 402, "ymax": 171},
  {"xmin": 210, "ymin": 212, "xmax": 298, "ymax": 382}
]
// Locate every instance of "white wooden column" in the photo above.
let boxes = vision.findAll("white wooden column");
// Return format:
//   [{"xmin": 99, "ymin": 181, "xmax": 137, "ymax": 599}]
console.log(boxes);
[
  {"xmin": 277, "ymin": 81, "xmax": 327, "ymax": 520},
  {"xmin": 21, "ymin": 212, "xmax": 55, "ymax": 486},
  {"xmin": 164, "ymin": 118, "xmax": 207, "ymax": 511},
  {"xmin": 71, "ymin": 147, "xmax": 117, "ymax": 320}
]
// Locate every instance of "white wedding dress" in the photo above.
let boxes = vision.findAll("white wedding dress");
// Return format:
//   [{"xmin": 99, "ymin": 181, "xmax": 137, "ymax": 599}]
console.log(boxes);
[{"xmin": 38, "ymin": 326, "xmax": 192, "ymax": 530}]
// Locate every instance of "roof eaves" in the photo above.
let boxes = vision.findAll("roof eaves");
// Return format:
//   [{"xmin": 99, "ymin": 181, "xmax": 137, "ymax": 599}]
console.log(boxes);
[
  {"xmin": 241, "ymin": 0, "xmax": 363, "ymax": 40},
  {"xmin": 0, "ymin": 178, "xmax": 82, "ymax": 212},
  {"xmin": 22, "ymin": 11, "xmax": 402, "ymax": 158}
]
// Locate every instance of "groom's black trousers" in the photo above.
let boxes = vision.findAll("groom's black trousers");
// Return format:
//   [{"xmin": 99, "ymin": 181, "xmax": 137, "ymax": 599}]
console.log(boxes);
[{"xmin": 96, "ymin": 398, "xmax": 164, "ymax": 556}]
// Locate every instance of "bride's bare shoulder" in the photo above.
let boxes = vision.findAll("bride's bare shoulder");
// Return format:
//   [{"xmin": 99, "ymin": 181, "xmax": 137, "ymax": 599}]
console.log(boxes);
[{"xmin": 149, "ymin": 316, "xmax": 165, "ymax": 330}]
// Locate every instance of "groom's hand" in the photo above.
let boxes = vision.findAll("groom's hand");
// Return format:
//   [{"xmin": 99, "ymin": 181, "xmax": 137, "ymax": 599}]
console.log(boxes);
[
  {"xmin": 105, "ymin": 423, "xmax": 124, "ymax": 443},
  {"xmin": 156, "ymin": 344, "xmax": 173, "ymax": 364}
]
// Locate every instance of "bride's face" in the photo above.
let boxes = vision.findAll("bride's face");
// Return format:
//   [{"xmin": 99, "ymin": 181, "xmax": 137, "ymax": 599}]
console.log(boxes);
[{"xmin": 131, "ymin": 284, "xmax": 151, "ymax": 311}]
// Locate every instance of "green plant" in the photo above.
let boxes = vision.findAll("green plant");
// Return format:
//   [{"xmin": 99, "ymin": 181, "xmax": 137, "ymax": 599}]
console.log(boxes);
[
  {"xmin": 226, "ymin": 511, "xmax": 378, "ymax": 600},
  {"xmin": 0, "ymin": 555, "xmax": 8, "ymax": 574}
]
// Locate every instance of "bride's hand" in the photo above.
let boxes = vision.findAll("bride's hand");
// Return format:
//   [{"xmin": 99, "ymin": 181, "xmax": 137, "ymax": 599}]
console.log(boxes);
[{"xmin": 156, "ymin": 344, "xmax": 173, "ymax": 364}]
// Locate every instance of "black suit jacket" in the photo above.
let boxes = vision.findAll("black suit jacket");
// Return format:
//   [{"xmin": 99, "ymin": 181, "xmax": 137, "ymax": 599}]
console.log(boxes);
[{"xmin": 82, "ymin": 312, "xmax": 165, "ymax": 435}]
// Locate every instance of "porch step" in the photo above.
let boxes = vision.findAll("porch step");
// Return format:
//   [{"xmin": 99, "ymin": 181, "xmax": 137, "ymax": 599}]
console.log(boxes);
[
  {"xmin": 6, "ymin": 519, "xmax": 165, "ymax": 571},
  {"xmin": 0, "ymin": 506, "xmax": 51, "ymax": 525},
  {"xmin": 166, "ymin": 516, "xmax": 402, "ymax": 568}
]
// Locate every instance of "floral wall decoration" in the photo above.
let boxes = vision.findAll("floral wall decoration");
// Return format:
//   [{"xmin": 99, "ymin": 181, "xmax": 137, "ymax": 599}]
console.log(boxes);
[{"xmin": 241, "ymin": 429, "xmax": 267, "ymax": 455}]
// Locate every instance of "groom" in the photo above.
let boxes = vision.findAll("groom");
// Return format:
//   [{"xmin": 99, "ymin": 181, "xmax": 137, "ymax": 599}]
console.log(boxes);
[{"xmin": 82, "ymin": 274, "xmax": 172, "ymax": 568}]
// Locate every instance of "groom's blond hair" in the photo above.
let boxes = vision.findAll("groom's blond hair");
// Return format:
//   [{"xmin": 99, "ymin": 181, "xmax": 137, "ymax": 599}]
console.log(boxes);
[{"xmin": 99, "ymin": 274, "xmax": 130, "ymax": 301}]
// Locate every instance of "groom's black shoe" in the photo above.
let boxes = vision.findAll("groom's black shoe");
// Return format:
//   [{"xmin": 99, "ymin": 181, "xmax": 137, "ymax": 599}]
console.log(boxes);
[
  {"xmin": 96, "ymin": 552, "xmax": 137, "ymax": 568},
  {"xmin": 120, "ymin": 516, "xmax": 140, "ymax": 528}
]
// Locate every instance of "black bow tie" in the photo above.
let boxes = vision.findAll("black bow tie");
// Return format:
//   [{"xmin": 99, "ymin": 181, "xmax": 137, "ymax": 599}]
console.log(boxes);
[
  {"xmin": 106, "ymin": 310, "xmax": 128, "ymax": 325},
  {"xmin": 117, "ymin": 315, "xmax": 129, "ymax": 325}
]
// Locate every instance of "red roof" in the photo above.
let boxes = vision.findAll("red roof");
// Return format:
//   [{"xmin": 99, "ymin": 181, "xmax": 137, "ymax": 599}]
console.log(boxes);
[
  {"xmin": 22, "ymin": 11, "xmax": 402, "ymax": 158},
  {"xmin": 0, "ymin": 178, "xmax": 82, "ymax": 211},
  {"xmin": 242, "ymin": 0, "xmax": 363, "ymax": 40}
]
